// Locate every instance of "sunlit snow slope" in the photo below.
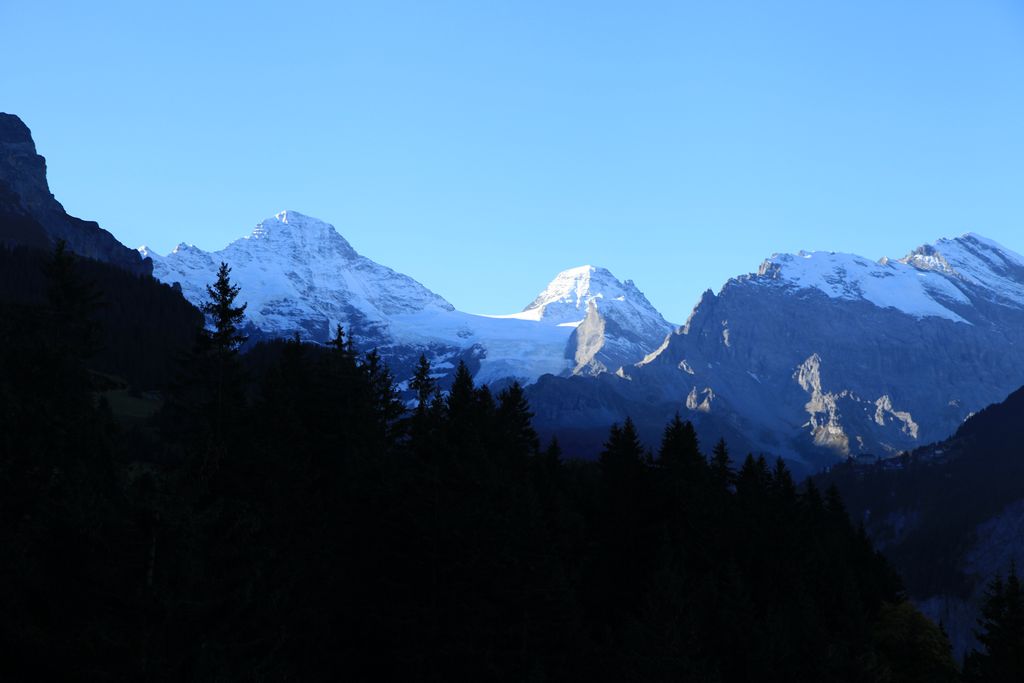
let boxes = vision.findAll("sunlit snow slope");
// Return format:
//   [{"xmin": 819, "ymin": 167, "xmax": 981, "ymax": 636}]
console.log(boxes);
[{"xmin": 141, "ymin": 211, "xmax": 676, "ymax": 386}]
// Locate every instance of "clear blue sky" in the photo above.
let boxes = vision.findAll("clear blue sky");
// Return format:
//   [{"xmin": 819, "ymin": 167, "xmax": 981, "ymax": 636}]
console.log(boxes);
[{"xmin": 3, "ymin": 1, "xmax": 1024, "ymax": 321}]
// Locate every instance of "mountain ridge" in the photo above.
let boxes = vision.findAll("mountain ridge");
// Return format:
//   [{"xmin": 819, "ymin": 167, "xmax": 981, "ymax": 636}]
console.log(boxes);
[
  {"xmin": 0, "ymin": 113, "xmax": 151, "ymax": 276},
  {"xmin": 528, "ymin": 231, "xmax": 1024, "ymax": 469},
  {"xmin": 143, "ymin": 210, "xmax": 676, "ymax": 388}
]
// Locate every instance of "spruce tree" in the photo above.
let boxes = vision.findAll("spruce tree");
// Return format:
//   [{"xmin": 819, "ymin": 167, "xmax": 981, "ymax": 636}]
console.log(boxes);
[
  {"xmin": 735, "ymin": 454, "xmax": 767, "ymax": 502},
  {"xmin": 770, "ymin": 458, "xmax": 797, "ymax": 504},
  {"xmin": 410, "ymin": 354, "xmax": 436, "ymax": 412},
  {"xmin": 497, "ymin": 381, "xmax": 540, "ymax": 456},
  {"xmin": 328, "ymin": 323, "xmax": 357, "ymax": 364},
  {"xmin": 657, "ymin": 413, "xmax": 704, "ymax": 479},
  {"xmin": 45, "ymin": 239, "xmax": 102, "ymax": 364},
  {"xmin": 164, "ymin": 261, "xmax": 248, "ymax": 479},
  {"xmin": 598, "ymin": 417, "xmax": 653, "ymax": 626},
  {"xmin": 965, "ymin": 563, "xmax": 1024, "ymax": 681},
  {"xmin": 542, "ymin": 436, "xmax": 562, "ymax": 464},
  {"xmin": 202, "ymin": 261, "xmax": 247, "ymax": 355},
  {"xmin": 709, "ymin": 438, "xmax": 734, "ymax": 492},
  {"xmin": 363, "ymin": 348, "xmax": 404, "ymax": 437},
  {"xmin": 447, "ymin": 360, "xmax": 475, "ymax": 419}
]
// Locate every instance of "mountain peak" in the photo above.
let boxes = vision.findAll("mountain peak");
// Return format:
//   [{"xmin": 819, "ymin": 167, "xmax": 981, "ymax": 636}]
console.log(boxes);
[
  {"xmin": 271, "ymin": 209, "xmax": 325, "ymax": 228},
  {"xmin": 251, "ymin": 210, "xmax": 336, "ymax": 236},
  {"xmin": 237, "ymin": 210, "xmax": 360, "ymax": 260},
  {"xmin": 909, "ymin": 232, "xmax": 1024, "ymax": 306},
  {"xmin": 524, "ymin": 265, "xmax": 631, "ymax": 319},
  {"xmin": 519, "ymin": 264, "xmax": 675, "ymax": 344},
  {"xmin": 0, "ymin": 113, "xmax": 35, "ymax": 147},
  {"xmin": 749, "ymin": 232, "xmax": 1024, "ymax": 323},
  {"xmin": 0, "ymin": 112, "xmax": 151, "ymax": 275}
]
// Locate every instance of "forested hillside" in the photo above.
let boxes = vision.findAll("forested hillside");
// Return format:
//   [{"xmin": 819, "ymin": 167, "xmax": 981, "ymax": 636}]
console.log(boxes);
[
  {"xmin": 0, "ymin": 247, "xmax": 986, "ymax": 681},
  {"xmin": 826, "ymin": 384, "xmax": 1024, "ymax": 666}
]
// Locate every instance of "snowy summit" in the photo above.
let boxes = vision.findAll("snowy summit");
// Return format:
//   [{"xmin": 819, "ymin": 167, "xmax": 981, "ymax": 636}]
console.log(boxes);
[{"xmin": 141, "ymin": 211, "xmax": 675, "ymax": 386}]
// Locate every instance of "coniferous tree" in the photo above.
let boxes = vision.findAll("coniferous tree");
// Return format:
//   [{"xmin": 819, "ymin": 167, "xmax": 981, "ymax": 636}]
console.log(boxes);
[
  {"xmin": 542, "ymin": 436, "xmax": 562, "ymax": 465},
  {"xmin": 410, "ymin": 354, "xmax": 436, "ymax": 411},
  {"xmin": 363, "ymin": 348, "xmax": 404, "ymax": 439},
  {"xmin": 965, "ymin": 563, "xmax": 1024, "ymax": 681},
  {"xmin": 447, "ymin": 360, "xmax": 475, "ymax": 420},
  {"xmin": 199, "ymin": 262, "xmax": 247, "ymax": 445},
  {"xmin": 736, "ymin": 453, "xmax": 771, "ymax": 503},
  {"xmin": 327, "ymin": 323, "xmax": 357, "ymax": 363},
  {"xmin": 497, "ymin": 381, "xmax": 540, "ymax": 457},
  {"xmin": 709, "ymin": 437, "xmax": 734, "ymax": 492},
  {"xmin": 202, "ymin": 261, "xmax": 247, "ymax": 355},
  {"xmin": 657, "ymin": 413, "xmax": 704, "ymax": 480},
  {"xmin": 44, "ymin": 239, "xmax": 102, "ymax": 364},
  {"xmin": 0, "ymin": 247, "xmax": 972, "ymax": 682},
  {"xmin": 770, "ymin": 457, "xmax": 797, "ymax": 504}
]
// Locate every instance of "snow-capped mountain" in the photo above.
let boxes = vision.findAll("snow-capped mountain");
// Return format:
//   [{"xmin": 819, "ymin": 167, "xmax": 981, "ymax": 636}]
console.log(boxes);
[
  {"xmin": 528, "ymin": 233, "xmax": 1024, "ymax": 469},
  {"xmin": 142, "ymin": 211, "xmax": 455, "ymax": 341},
  {"xmin": 139, "ymin": 208, "xmax": 1024, "ymax": 468},
  {"xmin": 751, "ymin": 232, "xmax": 1024, "ymax": 323},
  {"xmin": 142, "ymin": 211, "xmax": 675, "ymax": 387},
  {"xmin": 488, "ymin": 265, "xmax": 676, "ymax": 377}
]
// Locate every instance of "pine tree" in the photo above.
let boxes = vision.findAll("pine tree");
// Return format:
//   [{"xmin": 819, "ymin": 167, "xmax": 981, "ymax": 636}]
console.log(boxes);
[
  {"xmin": 736, "ymin": 454, "xmax": 770, "ymax": 502},
  {"xmin": 497, "ymin": 381, "xmax": 540, "ymax": 456},
  {"xmin": 542, "ymin": 436, "xmax": 562, "ymax": 465},
  {"xmin": 965, "ymin": 562, "xmax": 1024, "ymax": 681},
  {"xmin": 474, "ymin": 384, "xmax": 496, "ymax": 419},
  {"xmin": 202, "ymin": 262, "xmax": 247, "ymax": 355},
  {"xmin": 328, "ymin": 323, "xmax": 357, "ymax": 363},
  {"xmin": 770, "ymin": 458, "xmax": 797, "ymax": 504},
  {"xmin": 44, "ymin": 239, "xmax": 102, "ymax": 363},
  {"xmin": 597, "ymin": 417, "xmax": 653, "ymax": 626},
  {"xmin": 410, "ymin": 354, "xmax": 436, "ymax": 412},
  {"xmin": 447, "ymin": 360, "xmax": 475, "ymax": 419},
  {"xmin": 709, "ymin": 438, "xmax": 734, "ymax": 492},
  {"xmin": 802, "ymin": 478, "xmax": 824, "ymax": 515},
  {"xmin": 363, "ymin": 348, "xmax": 404, "ymax": 436},
  {"xmin": 164, "ymin": 261, "xmax": 248, "ymax": 478},
  {"xmin": 657, "ymin": 413, "xmax": 704, "ymax": 480}
]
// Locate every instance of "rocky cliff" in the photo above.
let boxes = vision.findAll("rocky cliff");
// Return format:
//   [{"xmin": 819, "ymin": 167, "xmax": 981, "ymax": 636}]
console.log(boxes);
[
  {"xmin": 530, "ymin": 234, "xmax": 1024, "ymax": 469},
  {"xmin": 0, "ymin": 113, "xmax": 150, "ymax": 275}
]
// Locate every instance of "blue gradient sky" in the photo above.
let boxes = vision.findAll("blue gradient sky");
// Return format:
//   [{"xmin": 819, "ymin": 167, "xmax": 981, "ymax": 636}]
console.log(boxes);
[{"xmin": 4, "ymin": 1, "xmax": 1024, "ymax": 321}]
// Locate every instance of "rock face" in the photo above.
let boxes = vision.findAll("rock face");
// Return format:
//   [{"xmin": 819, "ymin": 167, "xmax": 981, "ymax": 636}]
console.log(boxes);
[
  {"xmin": 826, "ymin": 383, "xmax": 1024, "ymax": 659},
  {"xmin": 143, "ymin": 212, "xmax": 675, "ymax": 389},
  {"xmin": 144, "ymin": 212, "xmax": 1024, "ymax": 467},
  {"xmin": 0, "ymin": 113, "xmax": 150, "ymax": 276},
  {"xmin": 523, "ymin": 265, "xmax": 676, "ymax": 376},
  {"xmin": 143, "ymin": 211, "xmax": 455, "ymax": 342},
  {"xmin": 531, "ymin": 234, "xmax": 1024, "ymax": 469}
]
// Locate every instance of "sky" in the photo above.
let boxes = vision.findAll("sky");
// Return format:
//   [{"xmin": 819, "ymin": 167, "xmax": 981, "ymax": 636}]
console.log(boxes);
[{"xmin": 3, "ymin": 1, "xmax": 1024, "ymax": 322}]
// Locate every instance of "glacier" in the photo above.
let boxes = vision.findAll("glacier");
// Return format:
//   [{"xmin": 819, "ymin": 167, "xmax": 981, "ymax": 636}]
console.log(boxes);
[{"xmin": 141, "ymin": 210, "xmax": 676, "ymax": 387}]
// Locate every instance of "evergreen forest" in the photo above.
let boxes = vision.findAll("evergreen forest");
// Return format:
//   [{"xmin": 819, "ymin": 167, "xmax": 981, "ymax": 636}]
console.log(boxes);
[{"xmin": 2, "ymin": 245, "xmax": 1019, "ymax": 681}]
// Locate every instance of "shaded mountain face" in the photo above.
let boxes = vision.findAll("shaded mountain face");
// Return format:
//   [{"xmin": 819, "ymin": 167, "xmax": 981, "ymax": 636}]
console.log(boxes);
[
  {"xmin": 825, "ymin": 384, "xmax": 1024, "ymax": 659},
  {"xmin": 0, "ymin": 114, "xmax": 150, "ymax": 276},
  {"xmin": 143, "ymin": 212, "xmax": 674, "ymax": 389},
  {"xmin": 522, "ymin": 265, "xmax": 676, "ymax": 376},
  {"xmin": 529, "ymin": 234, "xmax": 1024, "ymax": 469}
]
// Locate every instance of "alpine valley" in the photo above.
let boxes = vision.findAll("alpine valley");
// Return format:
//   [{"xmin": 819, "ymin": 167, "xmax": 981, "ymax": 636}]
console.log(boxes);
[
  {"xmin": 6, "ymin": 110, "xmax": 1024, "ymax": 472},
  {"xmin": 6, "ymin": 110, "xmax": 1024, "ymax": 679},
  {"xmin": 143, "ymin": 209, "xmax": 1024, "ymax": 472}
]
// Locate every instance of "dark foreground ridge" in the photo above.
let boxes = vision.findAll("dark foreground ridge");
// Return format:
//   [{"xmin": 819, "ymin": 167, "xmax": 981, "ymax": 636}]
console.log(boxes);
[
  {"xmin": 0, "ymin": 113, "xmax": 151, "ymax": 276},
  {"xmin": 0, "ymin": 248, "xmax": 971, "ymax": 681}
]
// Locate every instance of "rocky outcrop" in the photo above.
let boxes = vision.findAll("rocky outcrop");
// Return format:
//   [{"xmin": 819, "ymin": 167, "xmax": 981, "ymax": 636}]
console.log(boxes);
[
  {"xmin": 528, "ymin": 234, "xmax": 1024, "ymax": 470},
  {"xmin": 826, "ymin": 384, "xmax": 1024, "ymax": 659},
  {"xmin": 143, "ymin": 213, "xmax": 675, "ymax": 390},
  {"xmin": 526, "ymin": 265, "xmax": 677, "ymax": 376},
  {"xmin": 0, "ymin": 113, "xmax": 150, "ymax": 276}
]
